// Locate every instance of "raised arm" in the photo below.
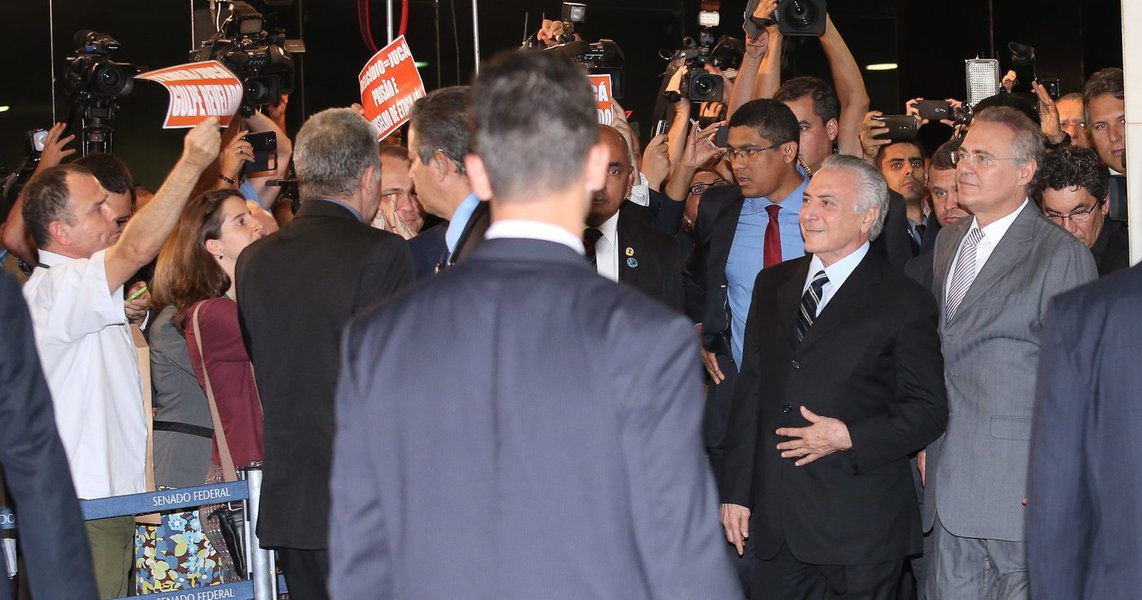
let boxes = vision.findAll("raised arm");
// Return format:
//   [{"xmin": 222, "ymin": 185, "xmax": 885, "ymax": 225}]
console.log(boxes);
[
  {"xmin": 105, "ymin": 119, "xmax": 221, "ymax": 291},
  {"xmin": 243, "ymin": 110, "xmax": 294, "ymax": 208},
  {"xmin": 820, "ymin": 14, "xmax": 870, "ymax": 157},
  {"xmin": 726, "ymin": 0, "xmax": 777, "ymax": 121},
  {"xmin": 2, "ymin": 123, "xmax": 76, "ymax": 265}
]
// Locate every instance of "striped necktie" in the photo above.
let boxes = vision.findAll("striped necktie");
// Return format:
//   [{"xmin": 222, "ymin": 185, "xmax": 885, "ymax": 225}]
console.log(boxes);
[
  {"xmin": 945, "ymin": 227, "xmax": 985, "ymax": 320},
  {"xmin": 796, "ymin": 270, "xmax": 829, "ymax": 343}
]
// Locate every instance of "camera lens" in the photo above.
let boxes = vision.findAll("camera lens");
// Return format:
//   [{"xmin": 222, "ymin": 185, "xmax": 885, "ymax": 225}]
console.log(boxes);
[
  {"xmin": 93, "ymin": 63, "xmax": 135, "ymax": 97},
  {"xmin": 694, "ymin": 77, "xmax": 714, "ymax": 97},
  {"xmin": 783, "ymin": 0, "xmax": 817, "ymax": 28}
]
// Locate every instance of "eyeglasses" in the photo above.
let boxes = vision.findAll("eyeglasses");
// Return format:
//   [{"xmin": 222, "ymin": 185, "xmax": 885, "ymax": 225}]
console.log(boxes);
[
  {"xmin": 725, "ymin": 142, "xmax": 783, "ymax": 162},
  {"xmin": 950, "ymin": 150, "xmax": 1018, "ymax": 169},
  {"xmin": 688, "ymin": 179, "xmax": 731, "ymax": 196},
  {"xmin": 1044, "ymin": 203, "xmax": 1100, "ymax": 225}
]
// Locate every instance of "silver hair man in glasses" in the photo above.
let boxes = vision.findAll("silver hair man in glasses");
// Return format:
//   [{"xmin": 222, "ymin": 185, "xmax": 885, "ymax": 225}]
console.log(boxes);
[{"xmin": 920, "ymin": 106, "xmax": 1097, "ymax": 600}]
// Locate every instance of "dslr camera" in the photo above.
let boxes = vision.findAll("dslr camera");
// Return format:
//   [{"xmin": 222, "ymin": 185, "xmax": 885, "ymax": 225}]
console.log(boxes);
[{"xmin": 664, "ymin": 3, "xmax": 742, "ymax": 104}]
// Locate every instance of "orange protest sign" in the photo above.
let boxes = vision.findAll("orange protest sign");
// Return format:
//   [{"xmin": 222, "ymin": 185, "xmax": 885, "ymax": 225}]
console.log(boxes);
[
  {"xmin": 136, "ymin": 61, "xmax": 243, "ymax": 128},
  {"xmin": 589, "ymin": 75, "xmax": 614, "ymax": 125},
  {"xmin": 359, "ymin": 36, "xmax": 427, "ymax": 141}
]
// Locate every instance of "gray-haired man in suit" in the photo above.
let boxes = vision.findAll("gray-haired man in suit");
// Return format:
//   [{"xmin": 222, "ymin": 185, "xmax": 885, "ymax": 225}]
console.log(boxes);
[{"xmin": 921, "ymin": 106, "xmax": 1096, "ymax": 599}]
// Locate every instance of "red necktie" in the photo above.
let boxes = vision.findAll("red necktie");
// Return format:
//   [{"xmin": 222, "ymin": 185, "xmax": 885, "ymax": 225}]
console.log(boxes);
[{"xmin": 764, "ymin": 204, "xmax": 782, "ymax": 268}]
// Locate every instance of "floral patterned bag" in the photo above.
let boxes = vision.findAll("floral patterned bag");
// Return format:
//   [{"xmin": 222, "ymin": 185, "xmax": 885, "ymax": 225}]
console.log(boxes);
[{"xmin": 134, "ymin": 509, "xmax": 225, "ymax": 593}]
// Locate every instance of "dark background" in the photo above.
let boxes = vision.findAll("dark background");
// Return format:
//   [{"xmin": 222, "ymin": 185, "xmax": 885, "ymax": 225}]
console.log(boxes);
[{"xmin": 0, "ymin": 0, "xmax": 1123, "ymax": 188}]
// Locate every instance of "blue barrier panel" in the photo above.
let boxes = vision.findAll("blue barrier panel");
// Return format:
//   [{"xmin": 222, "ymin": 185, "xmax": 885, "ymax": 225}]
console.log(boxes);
[
  {"xmin": 0, "ymin": 508, "xmax": 13, "ymax": 531},
  {"xmin": 113, "ymin": 580, "xmax": 254, "ymax": 600},
  {"xmin": 82, "ymin": 482, "xmax": 248, "ymax": 521}
]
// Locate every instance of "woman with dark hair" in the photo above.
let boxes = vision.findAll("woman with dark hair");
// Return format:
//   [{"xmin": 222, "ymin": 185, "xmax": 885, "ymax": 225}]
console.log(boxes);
[{"xmin": 150, "ymin": 188, "xmax": 266, "ymax": 582}]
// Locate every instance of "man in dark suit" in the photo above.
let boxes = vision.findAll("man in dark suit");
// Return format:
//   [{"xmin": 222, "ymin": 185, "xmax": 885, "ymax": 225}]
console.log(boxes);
[
  {"xmin": 328, "ymin": 50, "xmax": 740, "ymax": 600},
  {"xmin": 236, "ymin": 108, "xmax": 414, "ymax": 599},
  {"xmin": 1027, "ymin": 264, "xmax": 1142, "ymax": 599},
  {"xmin": 719, "ymin": 154, "xmax": 947, "ymax": 599},
  {"xmin": 405, "ymin": 86, "xmax": 490, "ymax": 278},
  {"xmin": 1083, "ymin": 68, "xmax": 1127, "ymax": 221},
  {"xmin": 588, "ymin": 125, "xmax": 683, "ymax": 312},
  {"xmin": 1035, "ymin": 146, "xmax": 1129, "ymax": 277},
  {"xmin": 685, "ymin": 99, "xmax": 809, "ymax": 467},
  {"xmin": 876, "ymin": 141, "xmax": 936, "ymax": 259},
  {"xmin": 905, "ymin": 139, "xmax": 967, "ymax": 289},
  {"xmin": 0, "ymin": 271, "xmax": 98, "ymax": 600}
]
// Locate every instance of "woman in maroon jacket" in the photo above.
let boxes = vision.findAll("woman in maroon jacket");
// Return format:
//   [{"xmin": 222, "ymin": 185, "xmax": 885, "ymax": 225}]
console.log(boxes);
[{"xmin": 151, "ymin": 189, "xmax": 266, "ymax": 581}]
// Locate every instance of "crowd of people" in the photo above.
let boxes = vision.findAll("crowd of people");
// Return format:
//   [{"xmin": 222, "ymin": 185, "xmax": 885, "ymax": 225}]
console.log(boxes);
[{"xmin": 0, "ymin": 2, "xmax": 1135, "ymax": 599}]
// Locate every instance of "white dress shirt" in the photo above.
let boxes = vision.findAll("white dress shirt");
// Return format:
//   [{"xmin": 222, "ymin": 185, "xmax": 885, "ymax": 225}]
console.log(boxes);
[
  {"xmin": 802, "ymin": 242, "xmax": 870, "ymax": 316},
  {"xmin": 945, "ymin": 199, "xmax": 1028, "ymax": 304},
  {"xmin": 485, "ymin": 220, "xmax": 586, "ymax": 254},
  {"xmin": 591, "ymin": 211, "xmax": 621, "ymax": 283},
  {"xmin": 22, "ymin": 249, "xmax": 146, "ymax": 499}
]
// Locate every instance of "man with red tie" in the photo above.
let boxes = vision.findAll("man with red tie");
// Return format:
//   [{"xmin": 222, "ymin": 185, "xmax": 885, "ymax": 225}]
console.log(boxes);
[{"xmin": 684, "ymin": 98, "xmax": 809, "ymax": 590}]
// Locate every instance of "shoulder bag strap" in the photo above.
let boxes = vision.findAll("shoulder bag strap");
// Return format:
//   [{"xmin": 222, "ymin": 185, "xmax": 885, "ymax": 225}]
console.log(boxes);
[{"xmin": 192, "ymin": 302, "xmax": 239, "ymax": 483}]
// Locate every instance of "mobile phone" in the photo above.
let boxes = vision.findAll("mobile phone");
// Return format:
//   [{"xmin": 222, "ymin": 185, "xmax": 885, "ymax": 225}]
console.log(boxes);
[
  {"xmin": 872, "ymin": 115, "xmax": 918, "ymax": 142},
  {"xmin": 653, "ymin": 119, "xmax": 669, "ymax": 137},
  {"xmin": 714, "ymin": 125, "xmax": 729, "ymax": 148},
  {"xmin": 242, "ymin": 131, "xmax": 277, "ymax": 173},
  {"xmin": 916, "ymin": 100, "xmax": 952, "ymax": 122},
  {"xmin": 1039, "ymin": 78, "xmax": 1061, "ymax": 100},
  {"xmin": 27, "ymin": 128, "xmax": 48, "ymax": 154}
]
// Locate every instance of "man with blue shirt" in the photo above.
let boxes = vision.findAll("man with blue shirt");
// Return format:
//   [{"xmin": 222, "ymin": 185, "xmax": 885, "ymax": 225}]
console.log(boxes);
[{"xmin": 406, "ymin": 86, "xmax": 490, "ymax": 278}]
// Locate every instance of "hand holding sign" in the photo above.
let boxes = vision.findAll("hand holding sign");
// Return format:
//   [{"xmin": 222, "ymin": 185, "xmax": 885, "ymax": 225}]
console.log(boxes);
[
  {"xmin": 183, "ymin": 117, "xmax": 224, "ymax": 170},
  {"xmin": 359, "ymin": 36, "xmax": 427, "ymax": 141}
]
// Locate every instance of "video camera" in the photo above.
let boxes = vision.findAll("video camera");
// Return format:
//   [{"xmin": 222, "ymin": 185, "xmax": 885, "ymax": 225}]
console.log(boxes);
[
  {"xmin": 63, "ymin": 30, "xmax": 146, "ymax": 156},
  {"xmin": 663, "ymin": 3, "xmax": 743, "ymax": 104},
  {"xmin": 191, "ymin": 1, "xmax": 295, "ymax": 114},
  {"xmin": 544, "ymin": 3, "xmax": 626, "ymax": 99}
]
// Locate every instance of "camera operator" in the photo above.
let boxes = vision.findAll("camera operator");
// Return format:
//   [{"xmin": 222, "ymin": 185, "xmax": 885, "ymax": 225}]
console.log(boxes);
[{"xmin": 210, "ymin": 110, "xmax": 293, "ymax": 209}]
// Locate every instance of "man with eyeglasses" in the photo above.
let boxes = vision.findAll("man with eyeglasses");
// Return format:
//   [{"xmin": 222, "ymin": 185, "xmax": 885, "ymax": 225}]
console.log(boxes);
[
  {"xmin": 876, "ymin": 141, "xmax": 933, "ymax": 257},
  {"xmin": 685, "ymin": 97, "xmax": 809, "ymax": 590},
  {"xmin": 1083, "ymin": 68, "xmax": 1128, "ymax": 221},
  {"xmin": 921, "ymin": 106, "xmax": 1096, "ymax": 600},
  {"xmin": 1055, "ymin": 93, "xmax": 1091, "ymax": 150},
  {"xmin": 1036, "ymin": 146, "xmax": 1129, "ymax": 277}
]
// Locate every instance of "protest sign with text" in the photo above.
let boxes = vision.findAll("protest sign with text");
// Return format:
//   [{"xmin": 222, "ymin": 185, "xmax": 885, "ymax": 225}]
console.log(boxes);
[
  {"xmin": 359, "ymin": 36, "xmax": 427, "ymax": 141},
  {"xmin": 589, "ymin": 75, "xmax": 614, "ymax": 126},
  {"xmin": 136, "ymin": 61, "xmax": 244, "ymax": 128}
]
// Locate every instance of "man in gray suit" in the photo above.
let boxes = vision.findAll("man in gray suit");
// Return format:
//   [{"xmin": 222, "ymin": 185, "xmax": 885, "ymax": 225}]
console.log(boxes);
[
  {"xmin": 327, "ymin": 50, "xmax": 741, "ymax": 599},
  {"xmin": 921, "ymin": 106, "xmax": 1097, "ymax": 599}
]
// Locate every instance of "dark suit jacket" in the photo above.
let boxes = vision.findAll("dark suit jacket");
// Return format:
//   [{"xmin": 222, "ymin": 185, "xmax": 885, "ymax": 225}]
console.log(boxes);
[
  {"xmin": 620, "ymin": 188, "xmax": 686, "ymax": 235},
  {"xmin": 328, "ymin": 237, "xmax": 741, "ymax": 599},
  {"xmin": 407, "ymin": 200, "xmax": 491, "ymax": 280},
  {"xmin": 684, "ymin": 184, "xmax": 745, "ymax": 357},
  {"xmin": 1028, "ymin": 264, "xmax": 1142, "ymax": 599},
  {"xmin": 235, "ymin": 198, "xmax": 414, "ymax": 549},
  {"xmin": 720, "ymin": 250, "xmax": 947, "ymax": 565},
  {"xmin": 615, "ymin": 211, "xmax": 684, "ymax": 312},
  {"xmin": 0, "ymin": 272, "xmax": 97, "ymax": 600},
  {"xmin": 1091, "ymin": 218, "xmax": 1130, "ymax": 277},
  {"xmin": 874, "ymin": 189, "xmax": 917, "ymax": 270}
]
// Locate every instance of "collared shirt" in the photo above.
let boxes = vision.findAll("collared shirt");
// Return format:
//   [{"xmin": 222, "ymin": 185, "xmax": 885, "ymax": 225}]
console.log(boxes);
[
  {"xmin": 592, "ymin": 211, "xmax": 621, "ymax": 282},
  {"xmin": 314, "ymin": 197, "xmax": 364, "ymax": 222},
  {"xmin": 22, "ymin": 249, "xmax": 146, "ymax": 499},
  {"xmin": 802, "ymin": 242, "xmax": 870, "ymax": 316},
  {"xmin": 945, "ymin": 198, "xmax": 1028, "ymax": 304},
  {"xmin": 627, "ymin": 172, "xmax": 651, "ymax": 208},
  {"xmin": 726, "ymin": 170, "xmax": 810, "ymax": 366},
  {"xmin": 446, "ymin": 193, "xmax": 480, "ymax": 254},
  {"xmin": 485, "ymin": 220, "xmax": 585, "ymax": 254}
]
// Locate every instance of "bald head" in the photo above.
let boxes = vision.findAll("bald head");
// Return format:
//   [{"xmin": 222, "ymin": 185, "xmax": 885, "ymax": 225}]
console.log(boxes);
[{"xmin": 587, "ymin": 125, "xmax": 635, "ymax": 227}]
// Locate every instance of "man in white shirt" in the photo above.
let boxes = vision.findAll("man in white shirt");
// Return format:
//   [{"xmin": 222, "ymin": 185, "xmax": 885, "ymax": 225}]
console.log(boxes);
[
  {"xmin": 922, "ymin": 107, "xmax": 1096, "ymax": 600},
  {"xmin": 585, "ymin": 125, "xmax": 683, "ymax": 311},
  {"xmin": 20, "ymin": 120, "xmax": 220, "ymax": 598}
]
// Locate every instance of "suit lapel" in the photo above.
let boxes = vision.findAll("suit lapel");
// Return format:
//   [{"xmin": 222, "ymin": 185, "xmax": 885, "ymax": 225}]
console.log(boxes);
[
  {"xmin": 947, "ymin": 203, "xmax": 1038, "ymax": 321},
  {"xmin": 776, "ymin": 258, "xmax": 812, "ymax": 348},
  {"xmin": 709, "ymin": 189, "xmax": 746, "ymax": 274},
  {"xmin": 616, "ymin": 213, "xmax": 642, "ymax": 287},
  {"xmin": 798, "ymin": 252, "xmax": 879, "ymax": 349}
]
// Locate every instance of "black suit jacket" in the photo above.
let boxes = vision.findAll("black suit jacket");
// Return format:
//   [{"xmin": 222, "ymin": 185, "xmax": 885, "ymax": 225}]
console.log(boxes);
[
  {"xmin": 720, "ymin": 250, "xmax": 947, "ymax": 565},
  {"xmin": 873, "ymin": 189, "xmax": 916, "ymax": 270},
  {"xmin": 0, "ymin": 272, "xmax": 98, "ymax": 600},
  {"xmin": 684, "ymin": 184, "xmax": 746, "ymax": 357},
  {"xmin": 235, "ymin": 198, "xmax": 414, "ymax": 549},
  {"xmin": 1028, "ymin": 264, "xmax": 1142, "ymax": 598},
  {"xmin": 615, "ymin": 211, "xmax": 684, "ymax": 313},
  {"xmin": 407, "ymin": 200, "xmax": 491, "ymax": 280},
  {"xmin": 1091, "ymin": 218, "xmax": 1130, "ymax": 277},
  {"xmin": 328, "ymin": 237, "xmax": 741, "ymax": 599},
  {"xmin": 620, "ymin": 188, "xmax": 685, "ymax": 235}
]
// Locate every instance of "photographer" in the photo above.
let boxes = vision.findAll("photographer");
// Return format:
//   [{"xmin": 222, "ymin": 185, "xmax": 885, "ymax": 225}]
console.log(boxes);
[{"xmin": 210, "ymin": 109, "xmax": 293, "ymax": 209}]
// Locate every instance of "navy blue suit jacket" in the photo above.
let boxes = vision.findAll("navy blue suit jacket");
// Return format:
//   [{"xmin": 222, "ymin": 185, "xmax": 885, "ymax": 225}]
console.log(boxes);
[
  {"xmin": 0, "ymin": 272, "xmax": 97, "ymax": 600},
  {"xmin": 1028, "ymin": 264, "xmax": 1142, "ymax": 598},
  {"xmin": 329, "ymin": 237, "xmax": 741, "ymax": 599}
]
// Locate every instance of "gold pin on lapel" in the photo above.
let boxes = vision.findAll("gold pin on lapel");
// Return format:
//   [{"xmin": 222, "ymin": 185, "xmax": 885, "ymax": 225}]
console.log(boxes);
[{"xmin": 625, "ymin": 247, "xmax": 635, "ymax": 257}]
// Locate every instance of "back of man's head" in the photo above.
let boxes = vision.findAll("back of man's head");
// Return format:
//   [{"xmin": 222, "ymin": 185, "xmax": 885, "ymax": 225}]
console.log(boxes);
[
  {"xmin": 22, "ymin": 164, "xmax": 92, "ymax": 248},
  {"xmin": 471, "ymin": 50, "xmax": 597, "ymax": 202},
  {"xmin": 1082, "ymin": 67, "xmax": 1124, "ymax": 119},
  {"xmin": 1034, "ymin": 145, "xmax": 1109, "ymax": 202},
  {"xmin": 293, "ymin": 108, "xmax": 380, "ymax": 200},
  {"xmin": 774, "ymin": 76, "xmax": 840, "ymax": 124},
  {"xmin": 409, "ymin": 86, "xmax": 472, "ymax": 174},
  {"xmin": 728, "ymin": 98, "xmax": 801, "ymax": 147}
]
